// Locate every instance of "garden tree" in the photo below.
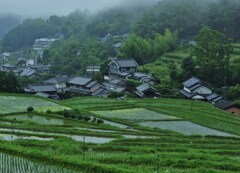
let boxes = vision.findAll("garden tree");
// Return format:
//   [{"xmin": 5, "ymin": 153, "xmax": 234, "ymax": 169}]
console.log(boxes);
[
  {"xmin": 207, "ymin": 0, "xmax": 240, "ymax": 40},
  {"xmin": 227, "ymin": 84, "xmax": 240, "ymax": 101},
  {"xmin": 126, "ymin": 79, "xmax": 141, "ymax": 92},
  {"xmin": 0, "ymin": 71, "xmax": 21, "ymax": 93},
  {"xmin": 100, "ymin": 60, "xmax": 111, "ymax": 76},
  {"xmin": 229, "ymin": 62, "xmax": 240, "ymax": 86},
  {"xmin": 180, "ymin": 57, "xmax": 196, "ymax": 80},
  {"xmin": 192, "ymin": 28, "xmax": 233, "ymax": 87}
]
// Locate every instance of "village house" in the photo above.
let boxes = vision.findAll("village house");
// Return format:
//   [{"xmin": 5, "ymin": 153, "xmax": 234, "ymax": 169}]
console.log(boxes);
[
  {"xmin": 179, "ymin": 76, "xmax": 240, "ymax": 114},
  {"xmin": 43, "ymin": 76, "xmax": 68, "ymax": 90},
  {"xmin": 109, "ymin": 58, "xmax": 139, "ymax": 80},
  {"xmin": 20, "ymin": 68, "xmax": 40, "ymax": 79},
  {"xmin": 33, "ymin": 38, "xmax": 57, "ymax": 51},
  {"xmin": 102, "ymin": 79, "xmax": 126, "ymax": 93},
  {"xmin": 135, "ymin": 83, "xmax": 161, "ymax": 98},
  {"xmin": 1, "ymin": 63, "xmax": 17, "ymax": 72},
  {"xmin": 67, "ymin": 76, "xmax": 103, "ymax": 95},
  {"xmin": 24, "ymin": 84, "xmax": 59, "ymax": 99},
  {"xmin": 180, "ymin": 77, "xmax": 212, "ymax": 100}
]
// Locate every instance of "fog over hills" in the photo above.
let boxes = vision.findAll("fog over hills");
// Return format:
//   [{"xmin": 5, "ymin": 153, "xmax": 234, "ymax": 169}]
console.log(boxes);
[{"xmin": 0, "ymin": 0, "xmax": 160, "ymax": 18}]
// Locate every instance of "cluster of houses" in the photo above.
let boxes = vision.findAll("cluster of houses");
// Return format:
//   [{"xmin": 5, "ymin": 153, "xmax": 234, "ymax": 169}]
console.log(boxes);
[
  {"xmin": 23, "ymin": 58, "xmax": 161, "ymax": 99},
  {"xmin": 0, "ymin": 36, "xmax": 61, "ymax": 79},
  {"xmin": 180, "ymin": 77, "xmax": 240, "ymax": 115},
  {"xmin": 1, "ymin": 60, "xmax": 49, "ymax": 79}
]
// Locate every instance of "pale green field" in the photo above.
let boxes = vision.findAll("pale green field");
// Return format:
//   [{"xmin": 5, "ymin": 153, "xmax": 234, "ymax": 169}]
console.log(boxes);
[
  {"xmin": 93, "ymin": 108, "xmax": 178, "ymax": 120},
  {"xmin": 0, "ymin": 96, "xmax": 69, "ymax": 114}
]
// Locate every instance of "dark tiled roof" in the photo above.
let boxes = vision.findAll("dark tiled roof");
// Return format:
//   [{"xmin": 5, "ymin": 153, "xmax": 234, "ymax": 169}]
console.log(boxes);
[
  {"xmin": 69, "ymin": 87, "xmax": 91, "ymax": 95},
  {"xmin": 212, "ymin": 96, "xmax": 223, "ymax": 103},
  {"xmin": 113, "ymin": 59, "xmax": 139, "ymax": 68},
  {"xmin": 20, "ymin": 68, "xmax": 37, "ymax": 77},
  {"xmin": 133, "ymin": 72, "xmax": 149, "ymax": 78},
  {"xmin": 109, "ymin": 79, "xmax": 123, "ymax": 85},
  {"xmin": 2, "ymin": 63, "xmax": 16, "ymax": 68},
  {"xmin": 136, "ymin": 83, "xmax": 150, "ymax": 92},
  {"xmin": 189, "ymin": 83, "xmax": 203, "ymax": 91},
  {"xmin": 179, "ymin": 90, "xmax": 193, "ymax": 98},
  {"xmin": 28, "ymin": 85, "xmax": 56, "ymax": 93},
  {"xmin": 68, "ymin": 77, "xmax": 92, "ymax": 86},
  {"xmin": 183, "ymin": 77, "xmax": 202, "ymax": 88},
  {"xmin": 206, "ymin": 93, "xmax": 220, "ymax": 101},
  {"xmin": 85, "ymin": 81, "xmax": 97, "ymax": 88},
  {"xmin": 44, "ymin": 77, "xmax": 68, "ymax": 84},
  {"xmin": 214, "ymin": 99, "xmax": 233, "ymax": 110}
]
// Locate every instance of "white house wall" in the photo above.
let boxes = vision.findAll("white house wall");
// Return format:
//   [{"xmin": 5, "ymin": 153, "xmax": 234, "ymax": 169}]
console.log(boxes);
[
  {"xmin": 192, "ymin": 95, "xmax": 205, "ymax": 100},
  {"xmin": 184, "ymin": 86, "xmax": 191, "ymax": 93}
]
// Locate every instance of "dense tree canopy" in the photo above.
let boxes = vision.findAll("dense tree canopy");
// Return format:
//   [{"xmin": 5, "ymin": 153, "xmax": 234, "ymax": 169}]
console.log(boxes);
[
  {"xmin": 119, "ymin": 29, "xmax": 177, "ymax": 65},
  {"xmin": 45, "ymin": 37, "xmax": 112, "ymax": 76},
  {"xmin": 207, "ymin": 0, "xmax": 240, "ymax": 40},
  {"xmin": 192, "ymin": 28, "xmax": 233, "ymax": 87},
  {"xmin": 132, "ymin": 0, "xmax": 212, "ymax": 39}
]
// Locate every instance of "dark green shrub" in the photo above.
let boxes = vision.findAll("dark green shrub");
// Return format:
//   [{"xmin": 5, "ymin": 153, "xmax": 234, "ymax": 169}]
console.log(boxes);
[
  {"xmin": 83, "ymin": 116, "xmax": 91, "ymax": 121},
  {"xmin": 63, "ymin": 110, "xmax": 71, "ymax": 118},
  {"xmin": 71, "ymin": 113, "xmax": 77, "ymax": 119},
  {"xmin": 77, "ymin": 115, "xmax": 83, "ymax": 120},
  {"xmin": 27, "ymin": 106, "xmax": 34, "ymax": 112},
  {"xmin": 108, "ymin": 92, "xmax": 124, "ymax": 98},
  {"xmin": 46, "ymin": 110, "xmax": 52, "ymax": 114},
  {"xmin": 97, "ymin": 119, "xmax": 104, "ymax": 124}
]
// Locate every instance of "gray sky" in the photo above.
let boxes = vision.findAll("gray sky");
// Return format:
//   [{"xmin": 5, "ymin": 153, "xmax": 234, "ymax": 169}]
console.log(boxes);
[{"xmin": 0, "ymin": 0, "xmax": 159, "ymax": 17}]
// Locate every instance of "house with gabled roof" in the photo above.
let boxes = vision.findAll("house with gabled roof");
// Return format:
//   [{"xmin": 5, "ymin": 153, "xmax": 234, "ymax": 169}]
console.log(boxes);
[
  {"xmin": 67, "ymin": 76, "xmax": 105, "ymax": 96},
  {"xmin": 44, "ymin": 76, "xmax": 68, "ymax": 90},
  {"xmin": 135, "ymin": 83, "xmax": 161, "ymax": 98},
  {"xmin": 24, "ymin": 84, "xmax": 57, "ymax": 94},
  {"xmin": 1, "ymin": 63, "xmax": 17, "ymax": 72},
  {"xmin": 180, "ymin": 77, "xmax": 212, "ymax": 100},
  {"xmin": 20, "ymin": 68, "xmax": 40, "ymax": 79},
  {"xmin": 109, "ymin": 58, "xmax": 139, "ymax": 80}
]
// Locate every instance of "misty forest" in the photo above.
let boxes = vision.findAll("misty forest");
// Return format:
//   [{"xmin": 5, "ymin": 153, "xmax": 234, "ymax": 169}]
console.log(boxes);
[{"xmin": 0, "ymin": 0, "xmax": 240, "ymax": 173}]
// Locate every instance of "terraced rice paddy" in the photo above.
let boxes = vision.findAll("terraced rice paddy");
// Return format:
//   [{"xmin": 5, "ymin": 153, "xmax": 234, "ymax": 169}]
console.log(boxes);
[
  {"xmin": 0, "ymin": 134, "xmax": 54, "ymax": 141},
  {"xmin": 0, "ymin": 152, "xmax": 79, "ymax": 173},
  {"xmin": 1, "ymin": 95, "xmax": 240, "ymax": 173},
  {"xmin": 139, "ymin": 121, "xmax": 235, "ymax": 136},
  {"xmin": 93, "ymin": 108, "xmax": 177, "ymax": 120},
  {"xmin": 0, "ymin": 95, "xmax": 69, "ymax": 113},
  {"xmin": 5, "ymin": 114, "xmax": 64, "ymax": 125}
]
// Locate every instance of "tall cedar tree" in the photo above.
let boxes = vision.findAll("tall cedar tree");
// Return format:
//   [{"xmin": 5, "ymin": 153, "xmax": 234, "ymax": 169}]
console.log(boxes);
[{"xmin": 192, "ymin": 28, "xmax": 233, "ymax": 87}]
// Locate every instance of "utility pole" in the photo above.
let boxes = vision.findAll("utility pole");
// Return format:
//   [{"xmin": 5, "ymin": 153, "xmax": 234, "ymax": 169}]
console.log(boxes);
[
  {"xmin": 223, "ymin": 76, "xmax": 227, "ymax": 98},
  {"xmin": 83, "ymin": 137, "xmax": 86, "ymax": 161}
]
